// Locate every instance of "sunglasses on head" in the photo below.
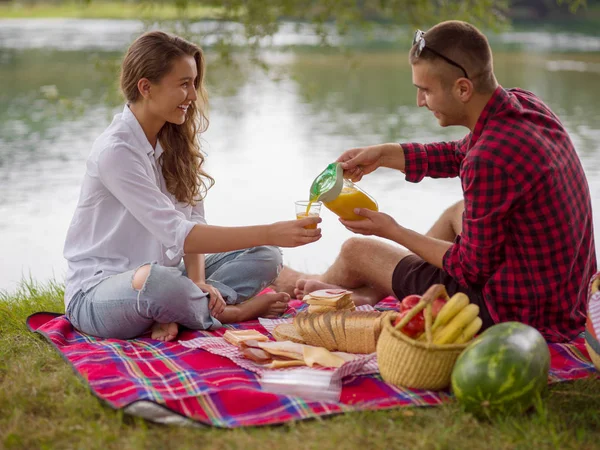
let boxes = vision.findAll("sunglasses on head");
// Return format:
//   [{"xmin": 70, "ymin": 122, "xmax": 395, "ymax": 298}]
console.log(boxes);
[{"xmin": 412, "ymin": 30, "xmax": 469, "ymax": 79}]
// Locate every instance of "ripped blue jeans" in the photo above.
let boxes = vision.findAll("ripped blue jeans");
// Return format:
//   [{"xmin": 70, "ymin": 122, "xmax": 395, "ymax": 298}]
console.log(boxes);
[{"xmin": 65, "ymin": 246, "xmax": 283, "ymax": 339}]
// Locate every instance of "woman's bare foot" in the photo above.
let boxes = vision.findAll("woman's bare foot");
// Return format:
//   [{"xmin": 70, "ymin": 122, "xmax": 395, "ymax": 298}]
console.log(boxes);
[
  {"xmin": 151, "ymin": 322, "xmax": 179, "ymax": 342},
  {"xmin": 271, "ymin": 266, "xmax": 317, "ymax": 298},
  {"xmin": 294, "ymin": 279, "xmax": 339, "ymax": 299},
  {"xmin": 219, "ymin": 292, "xmax": 291, "ymax": 323}
]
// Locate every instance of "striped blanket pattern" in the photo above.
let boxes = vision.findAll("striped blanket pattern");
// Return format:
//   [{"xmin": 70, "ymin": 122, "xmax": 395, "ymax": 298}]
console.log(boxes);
[{"xmin": 27, "ymin": 297, "xmax": 597, "ymax": 427}]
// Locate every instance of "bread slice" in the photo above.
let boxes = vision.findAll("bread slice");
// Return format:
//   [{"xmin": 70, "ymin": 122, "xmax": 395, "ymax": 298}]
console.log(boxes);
[
  {"xmin": 294, "ymin": 312, "xmax": 318, "ymax": 346},
  {"xmin": 317, "ymin": 313, "xmax": 338, "ymax": 351},
  {"xmin": 307, "ymin": 313, "xmax": 328, "ymax": 348},
  {"xmin": 307, "ymin": 304, "xmax": 335, "ymax": 314},
  {"xmin": 272, "ymin": 323, "xmax": 305, "ymax": 344},
  {"xmin": 304, "ymin": 289, "xmax": 352, "ymax": 307},
  {"xmin": 322, "ymin": 312, "xmax": 339, "ymax": 351},
  {"xmin": 223, "ymin": 329, "xmax": 269, "ymax": 347},
  {"xmin": 364, "ymin": 313, "xmax": 377, "ymax": 353},
  {"xmin": 331, "ymin": 311, "xmax": 347, "ymax": 352}
]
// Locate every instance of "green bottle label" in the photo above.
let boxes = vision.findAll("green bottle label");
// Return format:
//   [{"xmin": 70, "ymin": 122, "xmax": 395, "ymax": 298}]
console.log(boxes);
[{"xmin": 310, "ymin": 163, "xmax": 339, "ymax": 202}]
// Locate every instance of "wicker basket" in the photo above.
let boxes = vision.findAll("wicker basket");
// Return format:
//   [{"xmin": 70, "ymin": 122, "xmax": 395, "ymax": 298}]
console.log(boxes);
[{"xmin": 376, "ymin": 284, "xmax": 468, "ymax": 391}]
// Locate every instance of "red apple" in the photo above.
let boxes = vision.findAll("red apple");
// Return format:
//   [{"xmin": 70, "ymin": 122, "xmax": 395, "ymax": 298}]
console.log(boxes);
[
  {"xmin": 399, "ymin": 294, "xmax": 422, "ymax": 312},
  {"xmin": 432, "ymin": 298, "xmax": 447, "ymax": 319},
  {"xmin": 393, "ymin": 310, "xmax": 425, "ymax": 338}
]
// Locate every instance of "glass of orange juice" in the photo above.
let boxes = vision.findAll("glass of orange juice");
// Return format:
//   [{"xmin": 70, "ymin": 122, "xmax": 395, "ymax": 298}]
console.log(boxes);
[{"xmin": 295, "ymin": 201, "xmax": 322, "ymax": 229}]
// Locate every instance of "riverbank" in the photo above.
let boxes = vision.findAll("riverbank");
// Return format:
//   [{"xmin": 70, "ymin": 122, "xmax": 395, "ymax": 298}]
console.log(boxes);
[
  {"xmin": 1, "ymin": 279, "xmax": 599, "ymax": 448},
  {"xmin": 2, "ymin": 0, "xmax": 599, "ymax": 34},
  {"xmin": 0, "ymin": 0, "xmax": 220, "ymax": 19}
]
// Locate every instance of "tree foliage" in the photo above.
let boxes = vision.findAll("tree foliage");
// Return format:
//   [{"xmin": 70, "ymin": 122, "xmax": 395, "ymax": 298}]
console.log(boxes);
[{"xmin": 150, "ymin": 0, "xmax": 587, "ymax": 55}]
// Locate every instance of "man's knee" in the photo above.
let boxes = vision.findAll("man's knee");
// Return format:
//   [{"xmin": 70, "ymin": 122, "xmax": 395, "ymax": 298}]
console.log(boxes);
[
  {"xmin": 132, "ymin": 264, "xmax": 152, "ymax": 291},
  {"xmin": 340, "ymin": 237, "xmax": 376, "ymax": 258},
  {"xmin": 447, "ymin": 200, "xmax": 464, "ymax": 217}
]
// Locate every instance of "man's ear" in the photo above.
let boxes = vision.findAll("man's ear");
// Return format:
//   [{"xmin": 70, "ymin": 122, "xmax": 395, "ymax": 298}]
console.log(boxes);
[
  {"xmin": 137, "ymin": 78, "xmax": 152, "ymax": 99},
  {"xmin": 456, "ymin": 78, "xmax": 473, "ymax": 103}
]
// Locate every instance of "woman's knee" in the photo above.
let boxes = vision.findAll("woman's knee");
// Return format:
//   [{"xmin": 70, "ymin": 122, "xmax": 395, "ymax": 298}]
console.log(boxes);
[
  {"xmin": 248, "ymin": 245, "xmax": 283, "ymax": 283},
  {"xmin": 133, "ymin": 264, "xmax": 185, "ymax": 299},
  {"xmin": 132, "ymin": 264, "xmax": 152, "ymax": 291},
  {"xmin": 251, "ymin": 245, "xmax": 283, "ymax": 267}
]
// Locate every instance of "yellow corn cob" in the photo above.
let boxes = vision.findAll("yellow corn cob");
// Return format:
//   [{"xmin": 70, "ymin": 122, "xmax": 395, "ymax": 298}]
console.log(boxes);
[
  {"xmin": 431, "ymin": 293, "xmax": 470, "ymax": 333},
  {"xmin": 452, "ymin": 317, "xmax": 483, "ymax": 344},
  {"xmin": 433, "ymin": 303, "xmax": 480, "ymax": 345}
]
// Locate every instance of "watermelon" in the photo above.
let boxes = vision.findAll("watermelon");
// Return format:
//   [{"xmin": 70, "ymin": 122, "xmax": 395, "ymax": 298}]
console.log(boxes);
[{"xmin": 451, "ymin": 322, "xmax": 550, "ymax": 418}]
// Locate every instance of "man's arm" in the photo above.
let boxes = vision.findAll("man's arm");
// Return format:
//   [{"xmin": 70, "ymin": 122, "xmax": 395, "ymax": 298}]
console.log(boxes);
[
  {"xmin": 338, "ymin": 138, "xmax": 469, "ymax": 183},
  {"xmin": 401, "ymin": 138, "xmax": 469, "ymax": 183},
  {"xmin": 387, "ymin": 227, "xmax": 453, "ymax": 269}
]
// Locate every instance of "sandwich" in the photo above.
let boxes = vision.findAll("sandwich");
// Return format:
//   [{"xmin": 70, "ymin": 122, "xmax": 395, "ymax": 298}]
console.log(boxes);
[{"xmin": 303, "ymin": 289, "xmax": 356, "ymax": 313}]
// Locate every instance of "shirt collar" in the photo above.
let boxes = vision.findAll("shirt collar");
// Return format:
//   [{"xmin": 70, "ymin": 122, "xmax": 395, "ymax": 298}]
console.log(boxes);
[
  {"xmin": 469, "ymin": 86, "xmax": 511, "ymax": 150},
  {"xmin": 122, "ymin": 104, "xmax": 156, "ymax": 157}
]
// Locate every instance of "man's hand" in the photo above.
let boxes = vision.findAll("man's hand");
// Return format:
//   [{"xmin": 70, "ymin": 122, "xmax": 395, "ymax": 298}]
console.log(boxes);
[
  {"xmin": 336, "ymin": 145, "xmax": 384, "ymax": 182},
  {"xmin": 339, "ymin": 208, "xmax": 401, "ymax": 240},
  {"xmin": 195, "ymin": 282, "xmax": 226, "ymax": 318}
]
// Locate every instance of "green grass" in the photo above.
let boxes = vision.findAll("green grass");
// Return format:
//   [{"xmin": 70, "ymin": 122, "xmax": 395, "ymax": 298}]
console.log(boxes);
[
  {"xmin": 1, "ymin": 280, "xmax": 600, "ymax": 450},
  {"xmin": 0, "ymin": 1, "xmax": 221, "ymax": 20}
]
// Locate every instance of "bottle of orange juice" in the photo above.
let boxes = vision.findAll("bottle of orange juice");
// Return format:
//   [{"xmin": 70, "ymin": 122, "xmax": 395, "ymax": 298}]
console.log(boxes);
[{"xmin": 309, "ymin": 163, "xmax": 378, "ymax": 221}]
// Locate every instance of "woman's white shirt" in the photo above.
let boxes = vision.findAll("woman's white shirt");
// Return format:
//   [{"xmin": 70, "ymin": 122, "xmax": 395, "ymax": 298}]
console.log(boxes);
[{"xmin": 63, "ymin": 105, "xmax": 205, "ymax": 307}]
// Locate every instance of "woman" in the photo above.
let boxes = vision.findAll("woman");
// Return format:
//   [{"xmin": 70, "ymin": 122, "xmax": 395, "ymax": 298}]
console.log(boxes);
[{"xmin": 63, "ymin": 31, "xmax": 321, "ymax": 342}]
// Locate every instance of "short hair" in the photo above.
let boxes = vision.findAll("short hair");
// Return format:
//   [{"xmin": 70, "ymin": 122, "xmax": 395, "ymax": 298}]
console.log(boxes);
[{"xmin": 409, "ymin": 21, "xmax": 496, "ymax": 93}]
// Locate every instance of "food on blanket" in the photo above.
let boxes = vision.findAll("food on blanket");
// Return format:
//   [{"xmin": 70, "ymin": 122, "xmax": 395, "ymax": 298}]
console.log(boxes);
[
  {"xmin": 256, "ymin": 340, "xmax": 305, "ymax": 361},
  {"xmin": 272, "ymin": 322, "xmax": 305, "ymax": 344},
  {"xmin": 452, "ymin": 317, "xmax": 483, "ymax": 344},
  {"xmin": 302, "ymin": 346, "xmax": 346, "ymax": 368},
  {"xmin": 239, "ymin": 339, "xmax": 356, "ymax": 368},
  {"xmin": 432, "ymin": 303, "xmax": 480, "ymax": 345},
  {"xmin": 241, "ymin": 347, "xmax": 272, "ymax": 363},
  {"xmin": 394, "ymin": 294, "xmax": 446, "ymax": 339},
  {"xmin": 267, "ymin": 359, "xmax": 308, "ymax": 369},
  {"xmin": 223, "ymin": 329, "xmax": 269, "ymax": 347},
  {"xmin": 393, "ymin": 310, "xmax": 425, "ymax": 339},
  {"xmin": 399, "ymin": 295, "xmax": 422, "ymax": 312},
  {"xmin": 303, "ymin": 288, "xmax": 356, "ymax": 313},
  {"xmin": 431, "ymin": 293, "xmax": 470, "ymax": 333},
  {"xmin": 451, "ymin": 322, "xmax": 550, "ymax": 418},
  {"xmin": 273, "ymin": 310, "xmax": 394, "ymax": 353}
]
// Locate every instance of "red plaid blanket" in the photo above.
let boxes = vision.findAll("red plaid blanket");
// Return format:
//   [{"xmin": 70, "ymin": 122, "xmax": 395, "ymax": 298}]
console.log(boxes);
[{"xmin": 27, "ymin": 296, "xmax": 598, "ymax": 427}]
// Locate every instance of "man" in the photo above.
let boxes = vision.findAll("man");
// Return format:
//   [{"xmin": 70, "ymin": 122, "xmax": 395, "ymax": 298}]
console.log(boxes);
[{"xmin": 275, "ymin": 20, "xmax": 596, "ymax": 343}]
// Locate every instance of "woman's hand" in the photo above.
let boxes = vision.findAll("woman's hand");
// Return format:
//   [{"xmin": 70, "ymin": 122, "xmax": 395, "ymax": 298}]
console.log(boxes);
[
  {"xmin": 267, "ymin": 217, "xmax": 322, "ymax": 247},
  {"xmin": 195, "ymin": 282, "xmax": 226, "ymax": 318},
  {"xmin": 336, "ymin": 145, "xmax": 384, "ymax": 182},
  {"xmin": 340, "ymin": 208, "xmax": 401, "ymax": 240}
]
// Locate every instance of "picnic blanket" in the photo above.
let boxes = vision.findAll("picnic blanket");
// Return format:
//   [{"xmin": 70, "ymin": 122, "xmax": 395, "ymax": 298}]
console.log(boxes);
[{"xmin": 27, "ymin": 296, "xmax": 598, "ymax": 428}]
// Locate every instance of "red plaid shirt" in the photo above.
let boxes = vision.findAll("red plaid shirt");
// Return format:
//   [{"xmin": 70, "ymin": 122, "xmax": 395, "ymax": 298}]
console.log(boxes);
[{"xmin": 402, "ymin": 86, "xmax": 596, "ymax": 342}]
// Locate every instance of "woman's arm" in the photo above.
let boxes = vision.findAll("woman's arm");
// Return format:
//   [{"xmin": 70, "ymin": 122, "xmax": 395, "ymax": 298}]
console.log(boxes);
[
  {"xmin": 183, "ymin": 219, "xmax": 320, "ymax": 254},
  {"xmin": 183, "ymin": 253, "xmax": 205, "ymax": 284}
]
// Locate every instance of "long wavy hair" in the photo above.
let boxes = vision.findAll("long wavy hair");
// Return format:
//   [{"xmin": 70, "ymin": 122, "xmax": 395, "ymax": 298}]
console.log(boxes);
[{"xmin": 120, "ymin": 31, "xmax": 214, "ymax": 205}]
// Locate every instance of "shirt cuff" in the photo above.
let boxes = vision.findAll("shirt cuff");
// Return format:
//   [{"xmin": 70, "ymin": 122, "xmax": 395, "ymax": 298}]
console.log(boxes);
[
  {"xmin": 401, "ymin": 143, "xmax": 428, "ymax": 183},
  {"xmin": 165, "ymin": 219, "xmax": 196, "ymax": 260},
  {"xmin": 442, "ymin": 237, "xmax": 469, "ymax": 289}
]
